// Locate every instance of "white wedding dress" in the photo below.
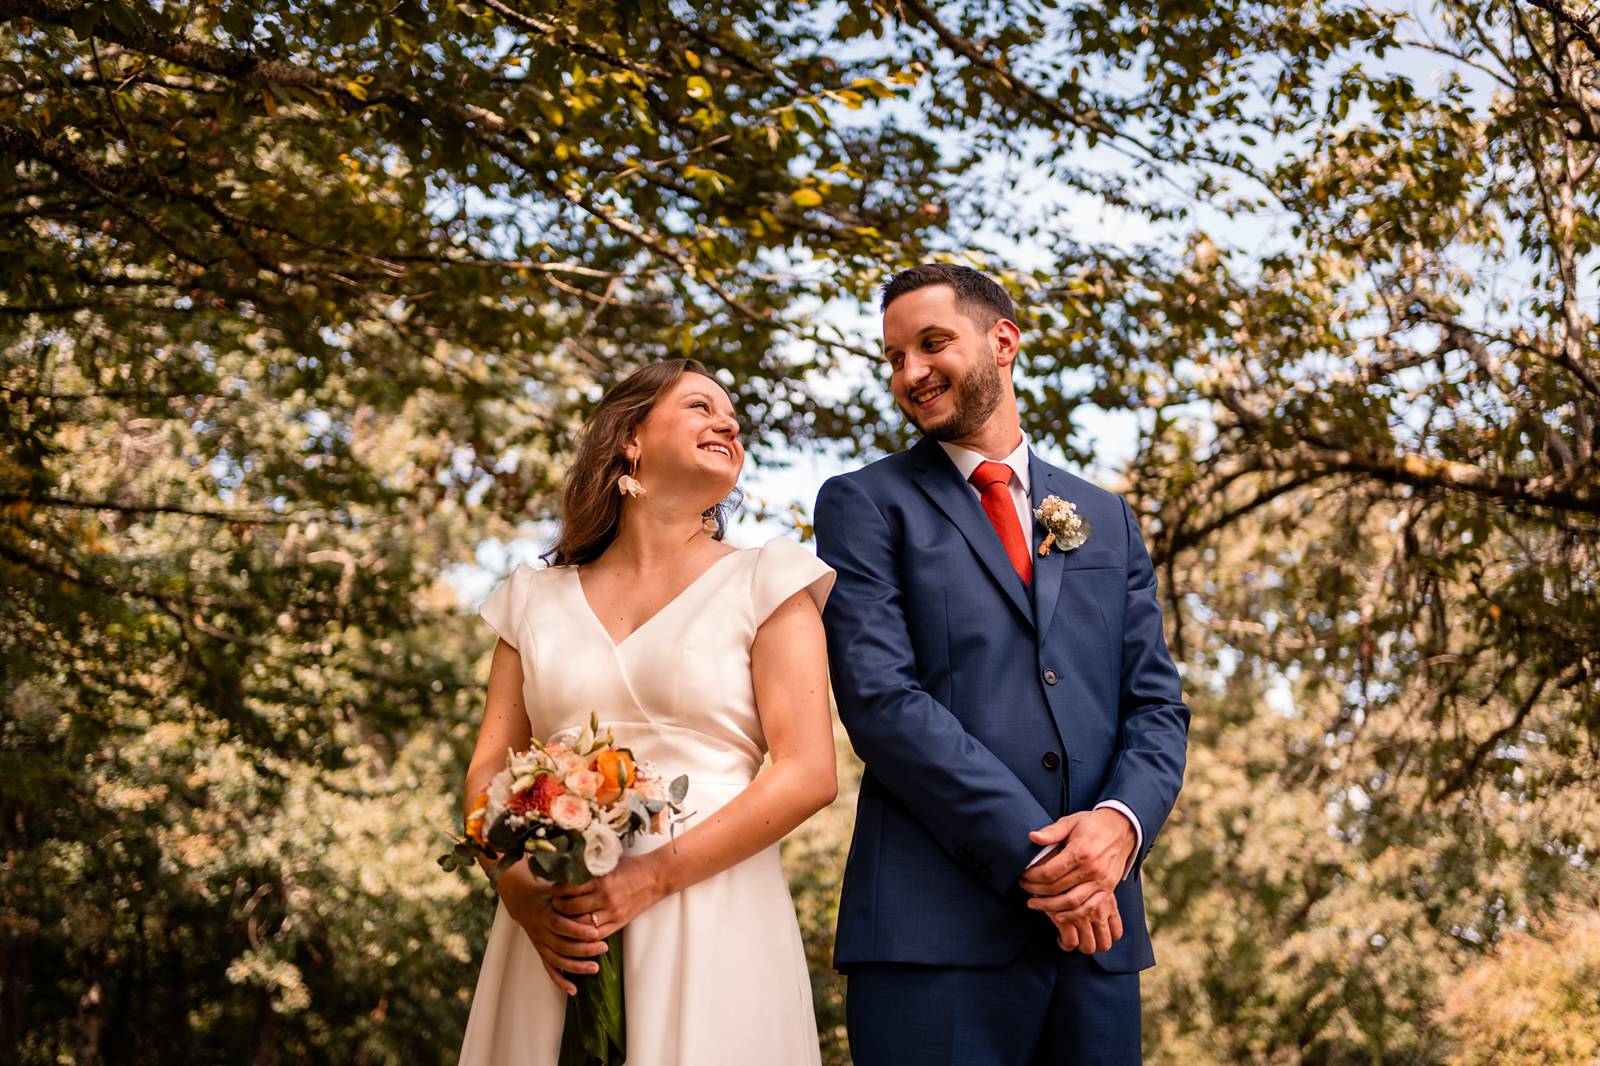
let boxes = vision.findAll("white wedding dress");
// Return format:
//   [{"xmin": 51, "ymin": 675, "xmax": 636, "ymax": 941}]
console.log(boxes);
[{"xmin": 458, "ymin": 536, "xmax": 834, "ymax": 1066}]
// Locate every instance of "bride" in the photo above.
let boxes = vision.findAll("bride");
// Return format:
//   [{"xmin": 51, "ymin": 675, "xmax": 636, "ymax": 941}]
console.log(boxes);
[{"xmin": 458, "ymin": 358, "xmax": 838, "ymax": 1066}]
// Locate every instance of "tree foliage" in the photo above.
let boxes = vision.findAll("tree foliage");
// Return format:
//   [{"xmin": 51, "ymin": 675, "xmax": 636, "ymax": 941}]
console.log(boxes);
[{"xmin": 3, "ymin": 0, "xmax": 1598, "ymax": 1062}]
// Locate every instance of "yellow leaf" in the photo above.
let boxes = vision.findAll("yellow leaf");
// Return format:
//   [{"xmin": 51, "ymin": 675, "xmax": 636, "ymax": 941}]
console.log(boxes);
[
  {"xmin": 684, "ymin": 49, "xmax": 701, "ymax": 69},
  {"xmin": 345, "ymin": 81, "xmax": 368, "ymax": 101},
  {"xmin": 686, "ymin": 76, "xmax": 712, "ymax": 101},
  {"xmin": 790, "ymin": 187, "xmax": 823, "ymax": 207}
]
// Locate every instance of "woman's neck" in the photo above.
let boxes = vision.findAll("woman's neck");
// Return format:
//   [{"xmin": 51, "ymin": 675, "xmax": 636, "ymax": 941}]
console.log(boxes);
[{"xmin": 602, "ymin": 499, "xmax": 714, "ymax": 570}]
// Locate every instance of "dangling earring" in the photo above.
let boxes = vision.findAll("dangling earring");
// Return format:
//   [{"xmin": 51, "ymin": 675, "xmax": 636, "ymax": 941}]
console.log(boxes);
[
  {"xmin": 701, "ymin": 506, "xmax": 719, "ymax": 535},
  {"xmin": 617, "ymin": 456, "xmax": 646, "ymax": 498}
]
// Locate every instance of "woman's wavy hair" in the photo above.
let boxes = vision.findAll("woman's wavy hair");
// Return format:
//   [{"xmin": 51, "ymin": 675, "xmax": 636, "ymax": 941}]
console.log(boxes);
[{"xmin": 542, "ymin": 359, "xmax": 742, "ymax": 567}]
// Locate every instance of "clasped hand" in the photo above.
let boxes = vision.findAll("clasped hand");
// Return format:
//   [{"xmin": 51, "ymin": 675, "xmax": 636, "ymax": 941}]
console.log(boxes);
[
  {"xmin": 1018, "ymin": 808, "xmax": 1136, "ymax": 955},
  {"xmin": 500, "ymin": 854, "xmax": 664, "ymax": 996}
]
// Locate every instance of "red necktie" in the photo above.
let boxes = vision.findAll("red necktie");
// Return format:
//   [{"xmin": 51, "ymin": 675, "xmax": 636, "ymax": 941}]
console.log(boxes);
[{"xmin": 970, "ymin": 460, "xmax": 1032, "ymax": 585}]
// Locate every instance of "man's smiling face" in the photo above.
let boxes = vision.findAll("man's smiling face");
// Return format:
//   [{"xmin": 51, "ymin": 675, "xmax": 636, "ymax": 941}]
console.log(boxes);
[{"xmin": 882, "ymin": 283, "xmax": 1004, "ymax": 442}]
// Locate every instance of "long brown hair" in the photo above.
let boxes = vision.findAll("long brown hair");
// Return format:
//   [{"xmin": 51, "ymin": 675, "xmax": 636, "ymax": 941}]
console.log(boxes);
[{"xmin": 542, "ymin": 359, "xmax": 740, "ymax": 567}]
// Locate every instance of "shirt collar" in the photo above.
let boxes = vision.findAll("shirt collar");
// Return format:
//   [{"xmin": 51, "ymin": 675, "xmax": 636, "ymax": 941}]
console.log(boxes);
[{"xmin": 937, "ymin": 432, "xmax": 1031, "ymax": 493}]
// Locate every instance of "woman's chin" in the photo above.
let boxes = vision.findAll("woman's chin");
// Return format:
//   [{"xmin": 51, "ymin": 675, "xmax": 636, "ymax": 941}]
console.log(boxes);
[{"xmin": 694, "ymin": 452, "xmax": 742, "ymax": 481}]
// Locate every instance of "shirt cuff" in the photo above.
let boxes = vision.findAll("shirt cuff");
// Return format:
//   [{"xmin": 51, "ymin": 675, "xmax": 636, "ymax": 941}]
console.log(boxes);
[
  {"xmin": 1025, "ymin": 843, "xmax": 1055, "ymax": 869},
  {"xmin": 1093, "ymin": 800, "xmax": 1143, "ymax": 881}
]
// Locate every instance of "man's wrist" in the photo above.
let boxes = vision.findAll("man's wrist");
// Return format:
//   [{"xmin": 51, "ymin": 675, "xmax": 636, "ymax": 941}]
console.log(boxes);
[{"xmin": 1092, "ymin": 800, "xmax": 1143, "ymax": 880}]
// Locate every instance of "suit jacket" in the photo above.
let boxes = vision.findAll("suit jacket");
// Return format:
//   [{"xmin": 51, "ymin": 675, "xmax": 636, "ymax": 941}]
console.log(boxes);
[{"xmin": 815, "ymin": 434, "xmax": 1189, "ymax": 973}]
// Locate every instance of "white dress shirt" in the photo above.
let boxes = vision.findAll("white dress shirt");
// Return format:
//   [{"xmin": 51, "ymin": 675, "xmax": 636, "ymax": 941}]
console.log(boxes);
[{"xmin": 937, "ymin": 434, "xmax": 1143, "ymax": 881}]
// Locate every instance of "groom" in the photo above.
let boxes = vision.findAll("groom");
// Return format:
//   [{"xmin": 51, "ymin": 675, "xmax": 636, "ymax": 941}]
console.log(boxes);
[{"xmin": 814, "ymin": 264, "xmax": 1189, "ymax": 1064}]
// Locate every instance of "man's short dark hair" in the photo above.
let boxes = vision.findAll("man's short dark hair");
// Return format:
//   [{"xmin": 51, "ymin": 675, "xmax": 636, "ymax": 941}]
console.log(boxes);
[{"xmin": 879, "ymin": 263, "xmax": 1016, "ymax": 329}]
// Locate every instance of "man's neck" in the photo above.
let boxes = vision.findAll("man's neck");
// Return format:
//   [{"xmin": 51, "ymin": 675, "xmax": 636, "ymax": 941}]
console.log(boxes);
[{"xmin": 944, "ymin": 420, "xmax": 1024, "ymax": 461}]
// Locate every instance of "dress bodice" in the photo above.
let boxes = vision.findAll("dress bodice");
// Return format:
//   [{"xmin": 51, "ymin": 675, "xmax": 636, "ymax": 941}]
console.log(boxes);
[{"xmin": 477, "ymin": 536, "xmax": 835, "ymax": 787}]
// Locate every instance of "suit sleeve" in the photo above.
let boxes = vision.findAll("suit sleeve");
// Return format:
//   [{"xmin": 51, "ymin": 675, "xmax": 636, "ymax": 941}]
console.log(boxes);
[
  {"xmin": 1097, "ymin": 496, "xmax": 1190, "ymax": 874},
  {"xmin": 815, "ymin": 474, "xmax": 1053, "ymax": 896}
]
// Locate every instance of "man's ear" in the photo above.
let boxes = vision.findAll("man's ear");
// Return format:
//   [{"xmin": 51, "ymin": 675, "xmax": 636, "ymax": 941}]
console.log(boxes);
[{"xmin": 992, "ymin": 318, "xmax": 1022, "ymax": 368}]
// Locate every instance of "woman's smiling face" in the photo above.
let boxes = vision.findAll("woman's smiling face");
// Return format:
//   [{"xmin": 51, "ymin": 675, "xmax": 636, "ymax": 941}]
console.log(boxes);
[{"xmin": 627, "ymin": 372, "xmax": 744, "ymax": 503}]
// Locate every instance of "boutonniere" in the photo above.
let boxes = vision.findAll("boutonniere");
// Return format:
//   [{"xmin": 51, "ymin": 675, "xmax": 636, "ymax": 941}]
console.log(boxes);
[{"xmin": 1034, "ymin": 495, "xmax": 1090, "ymax": 556}]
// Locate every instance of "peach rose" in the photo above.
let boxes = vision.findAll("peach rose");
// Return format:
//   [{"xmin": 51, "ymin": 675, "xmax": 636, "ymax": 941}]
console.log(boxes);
[
  {"xmin": 564, "ymin": 770, "xmax": 604, "ymax": 800},
  {"xmin": 548, "ymin": 793, "xmax": 592, "ymax": 831}
]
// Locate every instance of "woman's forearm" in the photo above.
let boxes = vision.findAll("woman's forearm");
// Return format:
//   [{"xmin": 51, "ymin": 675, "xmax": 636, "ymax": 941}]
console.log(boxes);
[{"xmin": 648, "ymin": 756, "xmax": 835, "ymax": 899}]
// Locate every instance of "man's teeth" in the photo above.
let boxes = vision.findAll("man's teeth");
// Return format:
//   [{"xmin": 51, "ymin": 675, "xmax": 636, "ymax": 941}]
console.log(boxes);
[
  {"xmin": 701, "ymin": 444, "xmax": 731, "ymax": 456},
  {"xmin": 914, "ymin": 385, "xmax": 949, "ymax": 404}
]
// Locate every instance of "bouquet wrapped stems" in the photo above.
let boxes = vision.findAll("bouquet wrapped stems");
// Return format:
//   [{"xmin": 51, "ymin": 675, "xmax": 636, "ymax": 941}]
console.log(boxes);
[{"xmin": 559, "ymin": 929, "xmax": 625, "ymax": 1066}]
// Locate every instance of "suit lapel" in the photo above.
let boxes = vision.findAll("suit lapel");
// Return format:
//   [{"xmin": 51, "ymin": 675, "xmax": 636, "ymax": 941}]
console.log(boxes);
[
  {"xmin": 1028, "ymin": 451, "xmax": 1067, "ymax": 642},
  {"xmin": 909, "ymin": 436, "xmax": 1034, "ymax": 628}
]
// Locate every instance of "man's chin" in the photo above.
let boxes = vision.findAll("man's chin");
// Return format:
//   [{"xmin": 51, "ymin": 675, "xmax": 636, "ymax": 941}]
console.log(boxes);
[
  {"xmin": 914, "ymin": 408, "xmax": 973, "ymax": 441},
  {"xmin": 899, "ymin": 401, "xmax": 967, "ymax": 441}
]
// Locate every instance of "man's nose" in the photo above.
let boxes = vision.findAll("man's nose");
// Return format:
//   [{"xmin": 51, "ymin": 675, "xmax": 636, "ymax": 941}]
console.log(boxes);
[{"xmin": 900, "ymin": 350, "xmax": 934, "ymax": 385}]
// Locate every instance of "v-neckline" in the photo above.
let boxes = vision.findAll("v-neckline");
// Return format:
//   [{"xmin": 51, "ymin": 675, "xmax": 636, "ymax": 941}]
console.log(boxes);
[{"xmin": 574, "ymin": 548, "xmax": 748, "ymax": 651}]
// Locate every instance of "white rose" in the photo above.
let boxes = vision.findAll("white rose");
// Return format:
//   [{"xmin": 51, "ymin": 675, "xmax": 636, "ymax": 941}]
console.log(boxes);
[
  {"xmin": 548, "ymin": 793, "xmax": 592, "ymax": 831},
  {"xmin": 555, "ymin": 751, "xmax": 589, "ymax": 776},
  {"xmin": 485, "ymin": 770, "xmax": 512, "ymax": 822},
  {"xmin": 582, "ymin": 823, "xmax": 623, "ymax": 876}
]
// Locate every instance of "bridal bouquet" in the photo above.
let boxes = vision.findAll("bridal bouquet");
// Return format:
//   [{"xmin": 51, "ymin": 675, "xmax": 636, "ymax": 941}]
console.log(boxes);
[{"xmin": 439, "ymin": 712, "xmax": 688, "ymax": 1066}]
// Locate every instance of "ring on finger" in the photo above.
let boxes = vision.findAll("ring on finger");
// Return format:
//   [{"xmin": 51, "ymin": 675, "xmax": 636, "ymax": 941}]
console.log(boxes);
[{"xmin": 588, "ymin": 912, "xmax": 599, "ymax": 929}]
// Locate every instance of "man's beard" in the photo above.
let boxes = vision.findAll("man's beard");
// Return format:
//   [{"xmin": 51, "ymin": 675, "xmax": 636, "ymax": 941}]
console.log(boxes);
[{"xmin": 901, "ymin": 344, "xmax": 1003, "ymax": 442}]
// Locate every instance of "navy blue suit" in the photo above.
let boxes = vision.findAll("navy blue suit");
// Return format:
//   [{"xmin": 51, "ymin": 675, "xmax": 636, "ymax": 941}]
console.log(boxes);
[{"xmin": 815, "ymin": 435, "xmax": 1189, "ymax": 1064}]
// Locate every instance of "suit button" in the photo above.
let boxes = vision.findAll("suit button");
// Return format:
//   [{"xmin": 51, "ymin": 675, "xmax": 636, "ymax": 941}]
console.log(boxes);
[
  {"xmin": 1043, "ymin": 668, "xmax": 1058, "ymax": 685},
  {"xmin": 1042, "ymin": 751, "xmax": 1062, "ymax": 770}
]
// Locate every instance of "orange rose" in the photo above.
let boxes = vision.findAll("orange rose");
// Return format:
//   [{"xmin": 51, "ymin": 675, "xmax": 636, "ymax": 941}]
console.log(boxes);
[
  {"xmin": 465, "ymin": 791, "xmax": 490, "ymax": 845},
  {"xmin": 593, "ymin": 750, "xmax": 635, "ymax": 806}
]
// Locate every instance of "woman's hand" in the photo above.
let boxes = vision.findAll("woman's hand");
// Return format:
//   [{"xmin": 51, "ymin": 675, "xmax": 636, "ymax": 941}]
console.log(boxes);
[
  {"xmin": 550, "ymin": 852, "xmax": 668, "ymax": 941},
  {"xmin": 496, "ymin": 862, "xmax": 610, "ymax": 996}
]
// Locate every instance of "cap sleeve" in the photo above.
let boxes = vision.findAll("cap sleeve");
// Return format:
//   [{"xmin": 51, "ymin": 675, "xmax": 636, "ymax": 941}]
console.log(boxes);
[
  {"xmin": 751, "ymin": 536, "xmax": 836, "ymax": 627},
  {"xmin": 478, "ymin": 564, "xmax": 531, "ymax": 651}
]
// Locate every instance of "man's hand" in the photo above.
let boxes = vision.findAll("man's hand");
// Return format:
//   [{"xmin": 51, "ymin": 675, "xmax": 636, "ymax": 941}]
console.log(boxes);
[
  {"xmin": 1019, "ymin": 808, "xmax": 1137, "ymax": 899},
  {"xmin": 1027, "ymin": 883, "xmax": 1124, "ymax": 954},
  {"xmin": 1018, "ymin": 808, "xmax": 1136, "ymax": 954}
]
